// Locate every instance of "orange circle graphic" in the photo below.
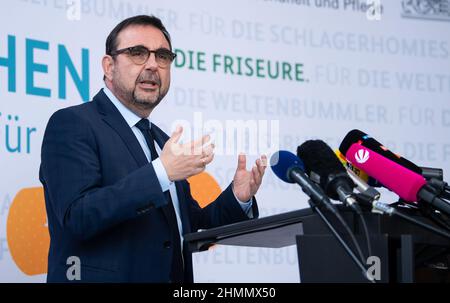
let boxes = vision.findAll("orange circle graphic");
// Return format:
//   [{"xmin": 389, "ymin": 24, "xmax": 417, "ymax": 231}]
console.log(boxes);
[{"xmin": 7, "ymin": 187, "xmax": 49, "ymax": 276}]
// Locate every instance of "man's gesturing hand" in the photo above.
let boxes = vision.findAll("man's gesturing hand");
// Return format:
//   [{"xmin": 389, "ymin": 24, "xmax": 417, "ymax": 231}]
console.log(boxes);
[
  {"xmin": 160, "ymin": 126, "xmax": 215, "ymax": 181},
  {"xmin": 232, "ymin": 154, "xmax": 267, "ymax": 202}
]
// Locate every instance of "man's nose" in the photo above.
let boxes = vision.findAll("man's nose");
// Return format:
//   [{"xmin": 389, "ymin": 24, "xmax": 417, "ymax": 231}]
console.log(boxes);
[{"xmin": 144, "ymin": 52, "xmax": 158, "ymax": 70}]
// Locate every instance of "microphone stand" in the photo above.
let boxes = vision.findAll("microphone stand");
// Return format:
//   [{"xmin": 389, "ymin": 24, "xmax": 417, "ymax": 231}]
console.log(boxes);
[
  {"xmin": 307, "ymin": 199, "xmax": 375, "ymax": 283},
  {"xmin": 359, "ymin": 196, "xmax": 450, "ymax": 240}
]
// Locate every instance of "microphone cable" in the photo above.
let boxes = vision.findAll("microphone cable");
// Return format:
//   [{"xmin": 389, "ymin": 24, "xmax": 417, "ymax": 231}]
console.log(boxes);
[
  {"xmin": 316, "ymin": 200, "xmax": 367, "ymax": 267},
  {"xmin": 307, "ymin": 199, "xmax": 376, "ymax": 283},
  {"xmin": 351, "ymin": 199, "xmax": 373, "ymax": 259}
]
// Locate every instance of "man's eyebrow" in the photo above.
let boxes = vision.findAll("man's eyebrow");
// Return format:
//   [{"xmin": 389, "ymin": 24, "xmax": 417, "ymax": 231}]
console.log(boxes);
[{"xmin": 131, "ymin": 45, "xmax": 170, "ymax": 50}]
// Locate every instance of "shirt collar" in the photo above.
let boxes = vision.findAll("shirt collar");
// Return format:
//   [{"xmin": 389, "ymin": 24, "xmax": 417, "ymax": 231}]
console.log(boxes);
[{"xmin": 103, "ymin": 86, "xmax": 150, "ymax": 129}]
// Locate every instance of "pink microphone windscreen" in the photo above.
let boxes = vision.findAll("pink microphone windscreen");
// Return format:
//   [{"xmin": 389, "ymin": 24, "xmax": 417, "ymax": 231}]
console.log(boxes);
[{"xmin": 345, "ymin": 143, "xmax": 426, "ymax": 202}]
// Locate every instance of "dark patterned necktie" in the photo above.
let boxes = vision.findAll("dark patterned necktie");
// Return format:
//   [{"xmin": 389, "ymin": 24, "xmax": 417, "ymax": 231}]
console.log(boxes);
[{"xmin": 135, "ymin": 119, "xmax": 184, "ymax": 282}]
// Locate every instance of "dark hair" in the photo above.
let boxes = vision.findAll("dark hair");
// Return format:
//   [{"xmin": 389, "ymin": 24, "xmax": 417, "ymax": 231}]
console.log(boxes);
[{"xmin": 105, "ymin": 15, "xmax": 172, "ymax": 55}]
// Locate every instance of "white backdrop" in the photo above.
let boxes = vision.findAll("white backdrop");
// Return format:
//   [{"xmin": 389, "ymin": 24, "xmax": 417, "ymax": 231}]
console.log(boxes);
[{"xmin": 1, "ymin": 0, "xmax": 449, "ymax": 282}]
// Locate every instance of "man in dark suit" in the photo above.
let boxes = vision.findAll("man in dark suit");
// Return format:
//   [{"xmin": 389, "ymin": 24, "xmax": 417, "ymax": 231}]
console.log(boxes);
[{"xmin": 39, "ymin": 15, "xmax": 266, "ymax": 283}]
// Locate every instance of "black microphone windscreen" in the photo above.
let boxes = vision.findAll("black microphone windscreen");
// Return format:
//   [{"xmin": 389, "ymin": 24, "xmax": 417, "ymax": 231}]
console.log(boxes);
[
  {"xmin": 297, "ymin": 140, "xmax": 347, "ymax": 191},
  {"xmin": 339, "ymin": 129, "xmax": 365, "ymax": 155}
]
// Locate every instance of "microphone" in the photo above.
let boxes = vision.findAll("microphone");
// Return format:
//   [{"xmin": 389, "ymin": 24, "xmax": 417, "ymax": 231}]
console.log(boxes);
[
  {"xmin": 339, "ymin": 129, "xmax": 422, "ymax": 174},
  {"xmin": 270, "ymin": 150, "xmax": 336, "ymax": 211},
  {"xmin": 342, "ymin": 163, "xmax": 450, "ymax": 240},
  {"xmin": 345, "ymin": 168, "xmax": 381, "ymax": 203},
  {"xmin": 297, "ymin": 140, "xmax": 377, "ymax": 261},
  {"xmin": 335, "ymin": 149, "xmax": 382, "ymax": 200},
  {"xmin": 343, "ymin": 143, "xmax": 450, "ymax": 216},
  {"xmin": 271, "ymin": 150, "xmax": 373, "ymax": 280},
  {"xmin": 339, "ymin": 129, "xmax": 444, "ymax": 181},
  {"xmin": 335, "ymin": 149, "xmax": 382, "ymax": 188},
  {"xmin": 296, "ymin": 140, "xmax": 358, "ymax": 208}
]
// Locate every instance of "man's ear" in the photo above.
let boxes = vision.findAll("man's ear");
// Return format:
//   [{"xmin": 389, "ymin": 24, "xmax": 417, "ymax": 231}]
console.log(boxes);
[{"xmin": 102, "ymin": 55, "xmax": 114, "ymax": 81}]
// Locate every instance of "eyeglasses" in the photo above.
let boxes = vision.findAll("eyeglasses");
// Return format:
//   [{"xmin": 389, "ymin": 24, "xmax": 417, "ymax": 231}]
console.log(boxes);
[{"xmin": 110, "ymin": 45, "xmax": 177, "ymax": 68}]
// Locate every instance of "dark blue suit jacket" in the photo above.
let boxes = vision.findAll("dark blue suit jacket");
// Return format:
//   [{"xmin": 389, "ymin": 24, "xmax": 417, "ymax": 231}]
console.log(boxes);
[{"xmin": 39, "ymin": 89, "xmax": 258, "ymax": 283}]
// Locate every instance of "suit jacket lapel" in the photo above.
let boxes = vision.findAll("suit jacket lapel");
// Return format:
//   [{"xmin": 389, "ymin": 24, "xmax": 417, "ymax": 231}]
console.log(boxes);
[
  {"xmin": 94, "ymin": 90, "xmax": 148, "ymax": 168},
  {"xmin": 96, "ymin": 91, "xmax": 181, "ymax": 234},
  {"xmin": 95, "ymin": 91, "xmax": 192, "ymax": 234}
]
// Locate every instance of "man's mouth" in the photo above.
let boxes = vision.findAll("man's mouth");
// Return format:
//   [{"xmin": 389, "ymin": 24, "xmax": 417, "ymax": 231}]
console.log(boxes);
[{"xmin": 138, "ymin": 80, "xmax": 159, "ymax": 89}]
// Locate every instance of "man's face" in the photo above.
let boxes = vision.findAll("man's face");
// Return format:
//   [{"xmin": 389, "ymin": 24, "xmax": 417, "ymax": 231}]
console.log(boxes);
[{"xmin": 107, "ymin": 25, "xmax": 172, "ymax": 114}]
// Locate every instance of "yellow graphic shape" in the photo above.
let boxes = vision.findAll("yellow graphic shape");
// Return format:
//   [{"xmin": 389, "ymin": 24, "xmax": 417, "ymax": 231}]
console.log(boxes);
[{"xmin": 7, "ymin": 187, "xmax": 49, "ymax": 275}]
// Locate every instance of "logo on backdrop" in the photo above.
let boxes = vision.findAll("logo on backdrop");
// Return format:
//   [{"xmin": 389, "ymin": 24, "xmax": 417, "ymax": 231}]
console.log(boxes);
[{"xmin": 402, "ymin": 0, "xmax": 450, "ymax": 21}]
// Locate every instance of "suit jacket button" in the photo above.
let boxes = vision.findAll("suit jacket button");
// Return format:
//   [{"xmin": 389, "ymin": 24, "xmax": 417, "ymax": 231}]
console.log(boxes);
[{"xmin": 164, "ymin": 241, "xmax": 172, "ymax": 248}]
